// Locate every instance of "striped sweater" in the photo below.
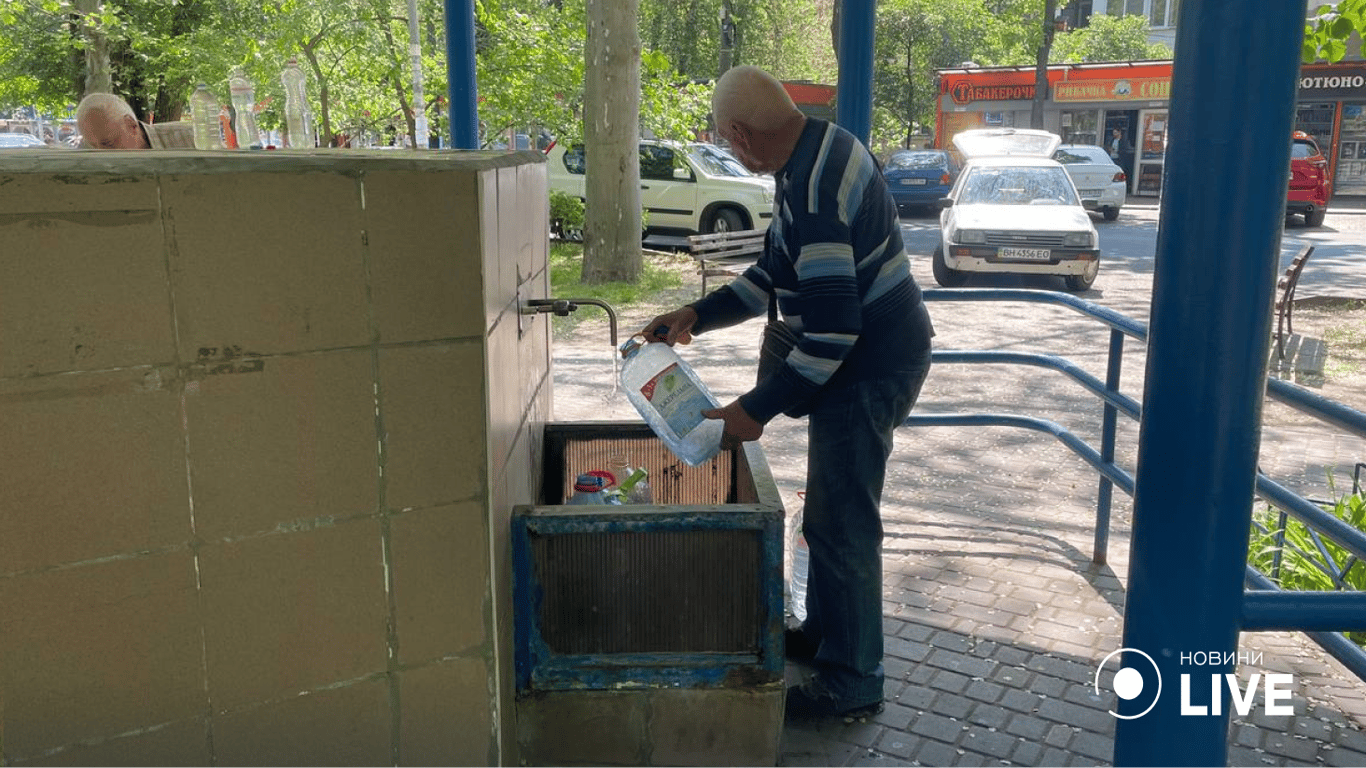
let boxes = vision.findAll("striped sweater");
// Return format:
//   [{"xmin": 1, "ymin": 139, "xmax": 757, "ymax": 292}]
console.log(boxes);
[{"xmin": 690, "ymin": 118, "xmax": 934, "ymax": 424}]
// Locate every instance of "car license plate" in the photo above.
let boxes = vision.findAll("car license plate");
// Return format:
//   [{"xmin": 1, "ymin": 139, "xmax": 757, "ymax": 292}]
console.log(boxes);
[
  {"xmin": 1000, "ymin": 247, "xmax": 1051, "ymax": 261},
  {"xmin": 901, "ymin": 177, "xmax": 927, "ymax": 185},
  {"xmin": 1079, "ymin": 189, "xmax": 1101, "ymax": 197}
]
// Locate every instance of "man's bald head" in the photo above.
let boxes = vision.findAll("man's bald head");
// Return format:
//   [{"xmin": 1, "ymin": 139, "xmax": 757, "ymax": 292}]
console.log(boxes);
[{"xmin": 76, "ymin": 93, "xmax": 148, "ymax": 149}]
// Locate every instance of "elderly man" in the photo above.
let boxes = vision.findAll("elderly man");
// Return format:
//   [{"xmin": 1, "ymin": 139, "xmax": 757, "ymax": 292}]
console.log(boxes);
[
  {"xmin": 76, "ymin": 93, "xmax": 195, "ymax": 149},
  {"xmin": 641, "ymin": 65, "xmax": 935, "ymax": 720}
]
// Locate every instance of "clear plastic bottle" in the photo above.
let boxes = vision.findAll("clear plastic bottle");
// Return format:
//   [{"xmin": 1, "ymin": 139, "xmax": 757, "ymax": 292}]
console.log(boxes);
[
  {"xmin": 280, "ymin": 57, "xmax": 314, "ymax": 149},
  {"xmin": 227, "ymin": 68, "xmax": 262, "ymax": 149},
  {"xmin": 618, "ymin": 467, "xmax": 653, "ymax": 504},
  {"xmin": 789, "ymin": 510, "xmax": 809, "ymax": 621},
  {"xmin": 564, "ymin": 473, "xmax": 621, "ymax": 505},
  {"xmin": 189, "ymin": 83, "xmax": 222, "ymax": 149},
  {"xmin": 619, "ymin": 337, "xmax": 724, "ymax": 467}
]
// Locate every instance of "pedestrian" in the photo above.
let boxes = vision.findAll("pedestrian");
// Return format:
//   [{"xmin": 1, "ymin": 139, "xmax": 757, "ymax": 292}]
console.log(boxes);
[
  {"xmin": 75, "ymin": 93, "xmax": 195, "ymax": 149},
  {"xmin": 1108, "ymin": 127, "xmax": 1131, "ymax": 163},
  {"xmin": 639, "ymin": 64, "xmax": 935, "ymax": 720}
]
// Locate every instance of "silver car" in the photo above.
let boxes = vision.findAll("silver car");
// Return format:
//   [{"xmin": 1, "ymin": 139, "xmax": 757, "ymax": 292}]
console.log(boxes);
[{"xmin": 1052, "ymin": 144, "xmax": 1126, "ymax": 221}]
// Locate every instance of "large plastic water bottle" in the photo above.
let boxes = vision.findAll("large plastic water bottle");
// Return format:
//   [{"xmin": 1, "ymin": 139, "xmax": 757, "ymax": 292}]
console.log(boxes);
[
  {"xmin": 619, "ymin": 336, "xmax": 724, "ymax": 467},
  {"xmin": 189, "ymin": 83, "xmax": 222, "ymax": 149},
  {"xmin": 227, "ymin": 68, "xmax": 262, "ymax": 149},
  {"xmin": 789, "ymin": 510, "xmax": 809, "ymax": 621},
  {"xmin": 280, "ymin": 57, "xmax": 314, "ymax": 149},
  {"xmin": 565, "ymin": 473, "xmax": 621, "ymax": 505}
]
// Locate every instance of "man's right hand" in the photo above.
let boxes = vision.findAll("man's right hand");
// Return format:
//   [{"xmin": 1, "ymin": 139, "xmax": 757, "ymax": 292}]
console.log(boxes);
[{"xmin": 640, "ymin": 306, "xmax": 698, "ymax": 346}]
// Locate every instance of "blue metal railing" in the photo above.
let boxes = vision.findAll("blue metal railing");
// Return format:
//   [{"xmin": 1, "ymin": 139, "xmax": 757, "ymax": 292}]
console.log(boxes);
[{"xmin": 905, "ymin": 287, "xmax": 1366, "ymax": 694}]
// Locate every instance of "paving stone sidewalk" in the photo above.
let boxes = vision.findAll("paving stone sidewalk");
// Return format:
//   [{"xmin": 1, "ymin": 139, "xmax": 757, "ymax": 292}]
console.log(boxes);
[{"xmin": 548, "ymin": 227, "xmax": 1366, "ymax": 766}]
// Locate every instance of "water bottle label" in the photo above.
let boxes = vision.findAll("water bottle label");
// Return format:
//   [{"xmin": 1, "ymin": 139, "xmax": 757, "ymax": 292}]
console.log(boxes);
[{"xmin": 638, "ymin": 363, "xmax": 710, "ymax": 437}]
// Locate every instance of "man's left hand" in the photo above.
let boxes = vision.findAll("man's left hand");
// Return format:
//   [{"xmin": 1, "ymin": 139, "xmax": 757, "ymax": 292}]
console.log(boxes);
[{"xmin": 703, "ymin": 401, "xmax": 763, "ymax": 451}]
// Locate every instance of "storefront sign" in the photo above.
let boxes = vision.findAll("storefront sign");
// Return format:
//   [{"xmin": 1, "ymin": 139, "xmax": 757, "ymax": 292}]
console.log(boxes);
[
  {"xmin": 1299, "ymin": 64, "xmax": 1366, "ymax": 98},
  {"xmin": 948, "ymin": 81, "xmax": 1036, "ymax": 105},
  {"xmin": 1054, "ymin": 77, "xmax": 1170, "ymax": 102}
]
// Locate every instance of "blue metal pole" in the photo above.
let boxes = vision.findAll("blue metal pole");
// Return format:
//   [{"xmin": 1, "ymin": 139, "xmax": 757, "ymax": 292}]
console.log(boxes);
[
  {"xmin": 445, "ymin": 0, "xmax": 479, "ymax": 149},
  {"xmin": 1113, "ymin": 1, "xmax": 1305, "ymax": 765},
  {"xmin": 1093, "ymin": 328, "xmax": 1124, "ymax": 565},
  {"xmin": 834, "ymin": 0, "xmax": 875, "ymax": 146}
]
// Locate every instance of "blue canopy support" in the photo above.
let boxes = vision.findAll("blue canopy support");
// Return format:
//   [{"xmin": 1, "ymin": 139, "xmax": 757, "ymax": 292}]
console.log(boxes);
[
  {"xmin": 445, "ymin": 0, "xmax": 479, "ymax": 149},
  {"xmin": 1113, "ymin": 0, "xmax": 1306, "ymax": 764},
  {"xmin": 834, "ymin": 0, "xmax": 875, "ymax": 146}
]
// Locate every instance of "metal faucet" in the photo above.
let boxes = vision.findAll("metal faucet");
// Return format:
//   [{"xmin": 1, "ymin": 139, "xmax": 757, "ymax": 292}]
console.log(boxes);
[{"xmin": 520, "ymin": 297, "xmax": 618, "ymax": 347}]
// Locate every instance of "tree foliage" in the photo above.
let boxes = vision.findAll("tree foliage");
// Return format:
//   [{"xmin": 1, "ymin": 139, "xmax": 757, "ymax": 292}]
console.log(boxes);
[
  {"xmin": 1049, "ymin": 12, "xmax": 1172, "ymax": 63},
  {"xmin": 1304, "ymin": 0, "xmax": 1366, "ymax": 62}
]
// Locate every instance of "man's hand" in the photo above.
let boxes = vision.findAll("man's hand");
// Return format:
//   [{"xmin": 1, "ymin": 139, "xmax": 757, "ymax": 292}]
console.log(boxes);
[
  {"xmin": 640, "ymin": 306, "xmax": 697, "ymax": 346},
  {"xmin": 704, "ymin": 400, "xmax": 763, "ymax": 451}
]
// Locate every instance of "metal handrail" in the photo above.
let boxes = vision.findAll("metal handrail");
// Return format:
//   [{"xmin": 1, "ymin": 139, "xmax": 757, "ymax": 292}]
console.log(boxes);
[{"xmin": 907, "ymin": 288, "xmax": 1366, "ymax": 680}]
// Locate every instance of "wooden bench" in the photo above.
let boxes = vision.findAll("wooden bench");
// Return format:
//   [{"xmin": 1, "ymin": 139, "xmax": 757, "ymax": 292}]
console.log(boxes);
[
  {"xmin": 686, "ymin": 228, "xmax": 766, "ymax": 297},
  {"xmin": 1274, "ymin": 244, "xmax": 1315, "ymax": 360}
]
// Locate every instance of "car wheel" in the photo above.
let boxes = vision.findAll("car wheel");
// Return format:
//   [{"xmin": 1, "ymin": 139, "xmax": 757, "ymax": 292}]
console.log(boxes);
[
  {"xmin": 1065, "ymin": 258, "xmax": 1100, "ymax": 292},
  {"xmin": 1102, "ymin": 206, "xmax": 1120, "ymax": 221},
  {"xmin": 1304, "ymin": 206, "xmax": 1326, "ymax": 227},
  {"xmin": 931, "ymin": 245, "xmax": 968, "ymax": 288},
  {"xmin": 706, "ymin": 207, "xmax": 745, "ymax": 234}
]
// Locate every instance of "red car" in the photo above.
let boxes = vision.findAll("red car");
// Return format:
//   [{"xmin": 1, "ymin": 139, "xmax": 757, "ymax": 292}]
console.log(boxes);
[{"xmin": 1287, "ymin": 130, "xmax": 1331, "ymax": 227}]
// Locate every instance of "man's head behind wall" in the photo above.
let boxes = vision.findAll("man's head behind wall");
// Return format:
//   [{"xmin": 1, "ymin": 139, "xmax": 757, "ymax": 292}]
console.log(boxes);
[
  {"xmin": 711, "ymin": 65, "xmax": 802, "ymax": 175},
  {"xmin": 76, "ymin": 93, "xmax": 148, "ymax": 149}
]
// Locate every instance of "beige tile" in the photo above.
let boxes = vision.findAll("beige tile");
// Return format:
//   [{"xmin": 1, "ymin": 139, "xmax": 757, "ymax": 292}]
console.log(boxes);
[
  {"xmin": 398, "ymin": 658, "xmax": 494, "ymax": 766},
  {"xmin": 389, "ymin": 503, "xmax": 488, "ymax": 664},
  {"xmin": 214, "ymin": 678, "xmax": 391, "ymax": 767},
  {"xmin": 496, "ymin": 166, "xmax": 520, "ymax": 316},
  {"xmin": 515, "ymin": 161, "xmax": 550, "ymax": 288},
  {"xmin": 163, "ymin": 171, "xmax": 369, "ymax": 357},
  {"xmin": 0, "ymin": 207, "xmax": 173, "ymax": 377},
  {"xmin": 363, "ymin": 170, "xmax": 484, "ymax": 344},
  {"xmin": 485, "ymin": 311, "xmax": 520, "ymax": 475},
  {"xmin": 0, "ymin": 369, "xmax": 190, "ymax": 573},
  {"xmin": 378, "ymin": 342, "xmax": 487, "ymax": 511},
  {"xmin": 185, "ymin": 350, "xmax": 379, "ymax": 540},
  {"xmin": 18, "ymin": 719, "xmax": 210, "ymax": 767},
  {"xmin": 0, "ymin": 172, "xmax": 160, "ymax": 214},
  {"xmin": 198, "ymin": 519, "xmax": 388, "ymax": 709},
  {"xmin": 478, "ymin": 170, "xmax": 502, "ymax": 328},
  {"xmin": 0, "ymin": 553, "xmax": 203, "ymax": 757}
]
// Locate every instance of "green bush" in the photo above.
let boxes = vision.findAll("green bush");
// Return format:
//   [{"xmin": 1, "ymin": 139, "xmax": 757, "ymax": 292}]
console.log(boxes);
[
  {"xmin": 549, "ymin": 191, "xmax": 585, "ymax": 241},
  {"xmin": 1248, "ymin": 484, "xmax": 1366, "ymax": 644}
]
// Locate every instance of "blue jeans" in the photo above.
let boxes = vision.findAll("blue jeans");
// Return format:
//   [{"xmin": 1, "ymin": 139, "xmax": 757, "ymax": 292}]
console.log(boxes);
[{"xmin": 800, "ymin": 353, "xmax": 930, "ymax": 705}]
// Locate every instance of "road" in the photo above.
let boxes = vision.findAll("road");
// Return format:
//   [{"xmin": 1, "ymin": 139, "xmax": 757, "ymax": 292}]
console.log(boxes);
[{"xmin": 896, "ymin": 197, "xmax": 1366, "ymax": 324}]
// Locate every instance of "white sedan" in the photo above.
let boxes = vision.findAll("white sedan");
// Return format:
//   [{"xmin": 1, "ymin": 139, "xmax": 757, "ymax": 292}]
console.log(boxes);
[
  {"xmin": 935, "ymin": 129, "xmax": 1100, "ymax": 292},
  {"xmin": 1053, "ymin": 144, "xmax": 1127, "ymax": 221}
]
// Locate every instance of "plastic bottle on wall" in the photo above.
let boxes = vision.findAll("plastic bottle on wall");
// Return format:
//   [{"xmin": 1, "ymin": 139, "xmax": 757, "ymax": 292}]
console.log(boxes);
[
  {"xmin": 619, "ymin": 336, "xmax": 724, "ymax": 467},
  {"xmin": 189, "ymin": 83, "xmax": 223, "ymax": 149},
  {"xmin": 280, "ymin": 57, "xmax": 314, "ymax": 148},
  {"xmin": 227, "ymin": 68, "xmax": 262, "ymax": 149}
]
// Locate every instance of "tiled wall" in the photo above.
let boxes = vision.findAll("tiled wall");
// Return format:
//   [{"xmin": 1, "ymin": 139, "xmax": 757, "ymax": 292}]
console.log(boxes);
[{"xmin": 0, "ymin": 150, "xmax": 550, "ymax": 766}]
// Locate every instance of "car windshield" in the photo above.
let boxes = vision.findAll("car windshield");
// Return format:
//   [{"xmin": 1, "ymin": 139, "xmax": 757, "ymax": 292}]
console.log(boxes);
[
  {"xmin": 1291, "ymin": 139, "xmax": 1320, "ymax": 159},
  {"xmin": 958, "ymin": 166, "xmax": 1079, "ymax": 206},
  {"xmin": 1053, "ymin": 146, "xmax": 1111, "ymax": 165},
  {"xmin": 688, "ymin": 144, "xmax": 753, "ymax": 177},
  {"xmin": 887, "ymin": 151, "xmax": 947, "ymax": 170}
]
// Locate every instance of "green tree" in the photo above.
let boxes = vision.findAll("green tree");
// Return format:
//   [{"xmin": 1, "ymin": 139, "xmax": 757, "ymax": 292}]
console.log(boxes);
[
  {"xmin": 1304, "ymin": 0, "xmax": 1366, "ymax": 62},
  {"xmin": 1049, "ymin": 12, "xmax": 1173, "ymax": 63}
]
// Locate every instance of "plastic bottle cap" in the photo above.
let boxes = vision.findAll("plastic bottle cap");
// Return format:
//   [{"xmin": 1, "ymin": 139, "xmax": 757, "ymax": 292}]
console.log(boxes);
[{"xmin": 573, "ymin": 473, "xmax": 605, "ymax": 492}]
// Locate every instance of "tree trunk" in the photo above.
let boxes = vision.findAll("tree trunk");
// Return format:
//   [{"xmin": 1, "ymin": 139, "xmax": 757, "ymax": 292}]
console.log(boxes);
[
  {"xmin": 1031, "ymin": 0, "xmax": 1057, "ymax": 130},
  {"xmin": 581, "ymin": 0, "xmax": 642, "ymax": 284},
  {"xmin": 76, "ymin": 0, "xmax": 110, "ymax": 96}
]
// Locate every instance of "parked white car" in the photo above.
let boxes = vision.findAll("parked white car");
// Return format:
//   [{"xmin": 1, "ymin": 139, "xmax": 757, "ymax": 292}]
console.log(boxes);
[
  {"xmin": 546, "ymin": 140, "xmax": 774, "ymax": 236},
  {"xmin": 1052, "ymin": 144, "xmax": 1126, "ymax": 221},
  {"xmin": 935, "ymin": 128, "xmax": 1100, "ymax": 292}
]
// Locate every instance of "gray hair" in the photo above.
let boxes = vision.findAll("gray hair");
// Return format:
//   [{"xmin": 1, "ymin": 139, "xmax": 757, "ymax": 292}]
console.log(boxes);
[
  {"xmin": 711, "ymin": 65, "xmax": 798, "ymax": 133},
  {"xmin": 76, "ymin": 92, "xmax": 136, "ymax": 123}
]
